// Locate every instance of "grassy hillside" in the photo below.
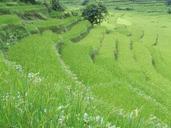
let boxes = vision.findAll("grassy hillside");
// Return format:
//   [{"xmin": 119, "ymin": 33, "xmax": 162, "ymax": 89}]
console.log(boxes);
[{"xmin": 0, "ymin": 1, "xmax": 171, "ymax": 128}]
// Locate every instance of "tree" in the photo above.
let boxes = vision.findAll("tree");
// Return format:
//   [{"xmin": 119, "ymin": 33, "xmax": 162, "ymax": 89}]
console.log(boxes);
[
  {"xmin": 166, "ymin": 0, "xmax": 171, "ymax": 5},
  {"xmin": 51, "ymin": 0, "xmax": 64, "ymax": 11},
  {"xmin": 82, "ymin": 2, "xmax": 107, "ymax": 25}
]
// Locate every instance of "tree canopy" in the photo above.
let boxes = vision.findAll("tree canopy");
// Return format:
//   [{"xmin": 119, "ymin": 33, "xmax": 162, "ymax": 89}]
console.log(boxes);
[
  {"xmin": 82, "ymin": 3, "xmax": 107, "ymax": 25},
  {"xmin": 51, "ymin": 0, "xmax": 65, "ymax": 11}
]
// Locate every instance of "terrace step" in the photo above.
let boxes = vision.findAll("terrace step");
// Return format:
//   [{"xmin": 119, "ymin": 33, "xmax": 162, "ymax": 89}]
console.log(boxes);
[
  {"xmin": 0, "ymin": 16, "xmax": 84, "ymax": 51},
  {"xmin": 25, "ymin": 16, "xmax": 81, "ymax": 34}
]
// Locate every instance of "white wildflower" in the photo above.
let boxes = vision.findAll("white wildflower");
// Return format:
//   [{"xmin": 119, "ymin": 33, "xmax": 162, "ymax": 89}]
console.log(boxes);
[
  {"xmin": 57, "ymin": 105, "xmax": 64, "ymax": 111},
  {"xmin": 58, "ymin": 115, "xmax": 65, "ymax": 125},
  {"xmin": 95, "ymin": 115, "xmax": 104, "ymax": 125},
  {"xmin": 106, "ymin": 122, "xmax": 119, "ymax": 128},
  {"xmin": 17, "ymin": 91, "xmax": 21, "ymax": 99},
  {"xmin": 147, "ymin": 115, "xmax": 169, "ymax": 128},
  {"xmin": 25, "ymin": 92, "xmax": 28, "ymax": 97},
  {"xmin": 28, "ymin": 72, "xmax": 34, "ymax": 79},
  {"xmin": 44, "ymin": 108, "xmax": 47, "ymax": 113},
  {"xmin": 28, "ymin": 72, "xmax": 42, "ymax": 84},
  {"xmin": 95, "ymin": 115, "xmax": 101, "ymax": 123},
  {"xmin": 15, "ymin": 64, "xmax": 23, "ymax": 72},
  {"xmin": 134, "ymin": 108, "xmax": 139, "ymax": 117},
  {"xmin": 83, "ymin": 113, "xmax": 89, "ymax": 123},
  {"xmin": 109, "ymin": 125, "xmax": 117, "ymax": 128}
]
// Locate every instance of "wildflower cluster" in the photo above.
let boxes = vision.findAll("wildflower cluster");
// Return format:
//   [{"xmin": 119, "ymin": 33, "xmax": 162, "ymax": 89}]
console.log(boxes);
[
  {"xmin": 113, "ymin": 107, "xmax": 140, "ymax": 119},
  {"xmin": 57, "ymin": 104, "xmax": 70, "ymax": 127},
  {"xmin": 15, "ymin": 64, "xmax": 23, "ymax": 72},
  {"xmin": 146, "ymin": 115, "xmax": 169, "ymax": 128},
  {"xmin": 83, "ymin": 112, "xmax": 119, "ymax": 128},
  {"xmin": 1, "ymin": 91, "xmax": 29, "ymax": 114},
  {"xmin": 28, "ymin": 72, "xmax": 43, "ymax": 84}
]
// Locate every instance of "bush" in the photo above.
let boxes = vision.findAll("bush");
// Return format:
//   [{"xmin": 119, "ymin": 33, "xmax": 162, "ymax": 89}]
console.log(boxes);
[
  {"xmin": 51, "ymin": 0, "xmax": 65, "ymax": 11},
  {"xmin": 166, "ymin": 0, "xmax": 171, "ymax": 5},
  {"xmin": 82, "ymin": 3, "xmax": 107, "ymax": 25},
  {"xmin": 0, "ymin": 25, "xmax": 28, "ymax": 50}
]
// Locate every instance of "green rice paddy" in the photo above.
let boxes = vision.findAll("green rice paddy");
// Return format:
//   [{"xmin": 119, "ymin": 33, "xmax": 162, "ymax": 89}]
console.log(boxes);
[{"xmin": 0, "ymin": 0, "xmax": 171, "ymax": 127}]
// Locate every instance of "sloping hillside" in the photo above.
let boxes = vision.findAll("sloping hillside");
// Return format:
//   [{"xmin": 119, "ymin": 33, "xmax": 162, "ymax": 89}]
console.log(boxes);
[{"xmin": 0, "ymin": 1, "xmax": 171, "ymax": 128}]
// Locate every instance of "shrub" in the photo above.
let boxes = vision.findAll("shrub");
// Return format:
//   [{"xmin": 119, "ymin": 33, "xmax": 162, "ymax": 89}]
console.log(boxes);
[
  {"xmin": 51, "ymin": 0, "xmax": 65, "ymax": 11},
  {"xmin": 0, "ymin": 25, "xmax": 28, "ymax": 50},
  {"xmin": 82, "ymin": 2, "xmax": 107, "ymax": 25},
  {"xmin": 166, "ymin": 0, "xmax": 171, "ymax": 5}
]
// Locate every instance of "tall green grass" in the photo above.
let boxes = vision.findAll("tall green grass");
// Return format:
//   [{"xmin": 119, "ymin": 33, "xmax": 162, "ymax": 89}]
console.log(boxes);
[
  {"xmin": 0, "ymin": 15, "xmax": 21, "ymax": 26},
  {"xmin": 1, "ymin": 2, "xmax": 171, "ymax": 127}
]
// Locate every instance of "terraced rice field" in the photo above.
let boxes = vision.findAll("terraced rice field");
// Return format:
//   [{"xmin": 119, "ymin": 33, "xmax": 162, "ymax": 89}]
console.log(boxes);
[{"xmin": 1, "ymin": 1, "xmax": 171, "ymax": 128}]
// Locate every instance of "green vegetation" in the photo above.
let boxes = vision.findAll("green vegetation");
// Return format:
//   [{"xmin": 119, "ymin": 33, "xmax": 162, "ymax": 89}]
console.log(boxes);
[
  {"xmin": 51, "ymin": 0, "xmax": 65, "ymax": 11},
  {"xmin": 20, "ymin": 0, "xmax": 36, "ymax": 4},
  {"xmin": 25, "ymin": 16, "xmax": 79, "ymax": 33},
  {"xmin": 82, "ymin": 3, "xmax": 107, "ymax": 25},
  {"xmin": 0, "ymin": 4, "xmax": 46, "ymax": 14},
  {"xmin": 0, "ymin": 15, "xmax": 21, "ymax": 25},
  {"xmin": 1, "ymin": 0, "xmax": 171, "ymax": 127}
]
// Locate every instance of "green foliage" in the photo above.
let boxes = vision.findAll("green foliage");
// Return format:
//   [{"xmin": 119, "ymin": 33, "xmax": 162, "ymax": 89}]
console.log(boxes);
[
  {"xmin": 49, "ymin": 10, "xmax": 77, "ymax": 18},
  {"xmin": 115, "ymin": 6, "xmax": 133, "ymax": 11},
  {"xmin": 0, "ymin": 4, "xmax": 46, "ymax": 14},
  {"xmin": 166, "ymin": 0, "xmax": 171, "ymax": 5},
  {"xmin": 1, "ymin": 1, "xmax": 171, "ymax": 127},
  {"xmin": 0, "ymin": 25, "xmax": 28, "ymax": 50},
  {"xmin": 4, "ymin": 31, "xmax": 121, "ymax": 128},
  {"xmin": 25, "ymin": 16, "xmax": 79, "ymax": 33},
  {"xmin": 61, "ymin": 20, "xmax": 91, "ymax": 40},
  {"xmin": 0, "ymin": 15, "xmax": 21, "ymax": 26},
  {"xmin": 168, "ymin": 8, "xmax": 171, "ymax": 14},
  {"xmin": 82, "ymin": 3, "xmax": 107, "ymax": 25},
  {"xmin": 51, "ymin": 0, "xmax": 65, "ymax": 11},
  {"xmin": 19, "ymin": 12, "xmax": 47, "ymax": 20},
  {"xmin": 20, "ymin": 0, "xmax": 36, "ymax": 4}
]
